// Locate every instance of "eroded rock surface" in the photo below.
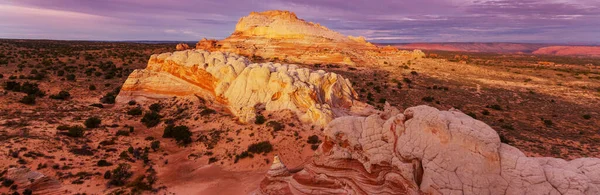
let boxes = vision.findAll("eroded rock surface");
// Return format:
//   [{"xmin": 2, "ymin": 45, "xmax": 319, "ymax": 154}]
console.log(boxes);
[
  {"xmin": 176, "ymin": 43, "xmax": 190, "ymax": 51},
  {"xmin": 197, "ymin": 10, "xmax": 425, "ymax": 66},
  {"xmin": 117, "ymin": 49, "xmax": 373, "ymax": 126},
  {"xmin": 4, "ymin": 168, "xmax": 62, "ymax": 194},
  {"xmin": 260, "ymin": 105, "xmax": 600, "ymax": 194}
]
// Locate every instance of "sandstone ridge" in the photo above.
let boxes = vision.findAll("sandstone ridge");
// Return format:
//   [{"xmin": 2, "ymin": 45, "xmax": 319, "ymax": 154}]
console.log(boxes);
[
  {"xmin": 260, "ymin": 104, "xmax": 600, "ymax": 194},
  {"xmin": 116, "ymin": 49, "xmax": 373, "ymax": 126},
  {"xmin": 197, "ymin": 10, "xmax": 425, "ymax": 66}
]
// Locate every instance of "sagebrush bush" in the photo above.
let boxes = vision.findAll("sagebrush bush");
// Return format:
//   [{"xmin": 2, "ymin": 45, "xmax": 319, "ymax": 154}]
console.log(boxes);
[
  {"xmin": 162, "ymin": 125, "xmax": 192, "ymax": 145},
  {"xmin": 141, "ymin": 112, "xmax": 162, "ymax": 128},
  {"xmin": 84, "ymin": 117, "xmax": 102, "ymax": 128}
]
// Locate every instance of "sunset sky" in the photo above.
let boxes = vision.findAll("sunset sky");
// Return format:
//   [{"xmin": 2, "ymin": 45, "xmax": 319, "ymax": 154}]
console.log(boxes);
[{"xmin": 1, "ymin": 0, "xmax": 599, "ymax": 43}]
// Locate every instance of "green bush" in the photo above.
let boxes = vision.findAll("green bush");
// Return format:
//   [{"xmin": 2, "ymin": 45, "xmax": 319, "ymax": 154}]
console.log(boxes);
[
  {"xmin": 67, "ymin": 126, "xmax": 85, "ymax": 137},
  {"xmin": 150, "ymin": 141, "xmax": 160, "ymax": 151},
  {"xmin": 149, "ymin": 103, "xmax": 162, "ymax": 112},
  {"xmin": 583, "ymin": 114, "xmax": 591, "ymax": 120},
  {"xmin": 247, "ymin": 141, "xmax": 273, "ymax": 154},
  {"xmin": 488, "ymin": 104, "xmax": 503, "ymax": 111},
  {"xmin": 19, "ymin": 94, "xmax": 36, "ymax": 105},
  {"xmin": 141, "ymin": 112, "xmax": 162, "ymax": 128},
  {"xmin": 307, "ymin": 135, "xmax": 320, "ymax": 144},
  {"xmin": 84, "ymin": 117, "xmax": 102, "ymax": 128},
  {"xmin": 162, "ymin": 125, "xmax": 192, "ymax": 145},
  {"xmin": 422, "ymin": 96, "xmax": 434, "ymax": 102},
  {"xmin": 255, "ymin": 114, "xmax": 266, "ymax": 125},
  {"xmin": 116, "ymin": 130, "xmax": 130, "ymax": 136},
  {"xmin": 97, "ymin": 159, "xmax": 113, "ymax": 167},
  {"xmin": 66, "ymin": 74, "xmax": 76, "ymax": 81},
  {"xmin": 50, "ymin": 91, "xmax": 71, "ymax": 100},
  {"xmin": 127, "ymin": 107, "xmax": 143, "ymax": 116},
  {"xmin": 109, "ymin": 163, "xmax": 132, "ymax": 186},
  {"xmin": 266, "ymin": 121, "xmax": 284, "ymax": 132}
]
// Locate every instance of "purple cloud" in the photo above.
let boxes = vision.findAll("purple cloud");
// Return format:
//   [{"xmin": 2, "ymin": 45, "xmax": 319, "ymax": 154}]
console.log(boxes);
[{"xmin": 0, "ymin": 0, "xmax": 598, "ymax": 43}]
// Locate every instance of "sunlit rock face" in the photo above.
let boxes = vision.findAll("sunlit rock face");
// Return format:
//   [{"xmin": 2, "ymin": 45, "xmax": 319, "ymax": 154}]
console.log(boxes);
[
  {"xmin": 197, "ymin": 10, "xmax": 425, "ymax": 66},
  {"xmin": 259, "ymin": 104, "xmax": 600, "ymax": 195},
  {"xmin": 117, "ymin": 50, "xmax": 373, "ymax": 126}
]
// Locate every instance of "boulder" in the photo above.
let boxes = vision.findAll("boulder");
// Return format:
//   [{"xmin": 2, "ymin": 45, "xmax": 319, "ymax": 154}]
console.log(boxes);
[
  {"xmin": 175, "ymin": 43, "xmax": 190, "ymax": 51},
  {"xmin": 117, "ymin": 50, "xmax": 374, "ymax": 126},
  {"xmin": 259, "ymin": 105, "xmax": 600, "ymax": 194}
]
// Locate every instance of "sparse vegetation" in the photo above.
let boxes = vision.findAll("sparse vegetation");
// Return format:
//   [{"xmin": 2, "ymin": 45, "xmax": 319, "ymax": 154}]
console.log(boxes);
[
  {"xmin": 84, "ymin": 117, "xmax": 102, "ymax": 128},
  {"xmin": 255, "ymin": 114, "xmax": 266, "ymax": 124},
  {"xmin": 162, "ymin": 125, "xmax": 192, "ymax": 145},
  {"xmin": 141, "ymin": 112, "xmax": 162, "ymax": 127}
]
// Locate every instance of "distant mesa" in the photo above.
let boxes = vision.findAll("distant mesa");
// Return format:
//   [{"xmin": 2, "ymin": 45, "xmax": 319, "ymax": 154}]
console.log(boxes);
[
  {"xmin": 386, "ymin": 42, "xmax": 600, "ymax": 57},
  {"xmin": 197, "ymin": 10, "xmax": 425, "ymax": 66}
]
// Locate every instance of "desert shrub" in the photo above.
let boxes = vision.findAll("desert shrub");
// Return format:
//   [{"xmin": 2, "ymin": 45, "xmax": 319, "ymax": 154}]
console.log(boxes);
[
  {"xmin": 499, "ymin": 134, "xmax": 511, "ymax": 144},
  {"xmin": 255, "ymin": 114, "xmax": 266, "ymax": 125},
  {"xmin": 116, "ymin": 130, "xmax": 130, "ymax": 136},
  {"xmin": 127, "ymin": 100, "xmax": 136, "ymax": 105},
  {"xmin": 466, "ymin": 112, "xmax": 477, "ymax": 119},
  {"xmin": 109, "ymin": 163, "xmax": 132, "ymax": 186},
  {"xmin": 69, "ymin": 146, "xmax": 94, "ymax": 156},
  {"xmin": 421, "ymin": 96, "xmax": 434, "ymax": 102},
  {"xmin": 378, "ymin": 98, "xmax": 386, "ymax": 104},
  {"xmin": 67, "ymin": 126, "xmax": 85, "ymax": 137},
  {"xmin": 307, "ymin": 135, "xmax": 320, "ymax": 144},
  {"xmin": 23, "ymin": 188, "xmax": 33, "ymax": 195},
  {"xmin": 311, "ymin": 144, "xmax": 319, "ymax": 150},
  {"xmin": 84, "ymin": 117, "xmax": 102, "ymax": 128},
  {"xmin": 403, "ymin": 78, "xmax": 412, "ymax": 84},
  {"xmin": 90, "ymin": 103, "xmax": 104, "ymax": 108},
  {"xmin": 66, "ymin": 74, "xmax": 76, "ymax": 81},
  {"xmin": 49, "ymin": 91, "xmax": 71, "ymax": 100},
  {"xmin": 488, "ymin": 104, "xmax": 503, "ymax": 111},
  {"xmin": 150, "ymin": 141, "xmax": 160, "ymax": 151},
  {"xmin": 127, "ymin": 107, "xmax": 143, "ymax": 116},
  {"xmin": 247, "ymin": 141, "xmax": 273, "ymax": 154},
  {"xmin": 57, "ymin": 125, "xmax": 70, "ymax": 130},
  {"xmin": 97, "ymin": 160, "xmax": 113, "ymax": 167},
  {"xmin": 149, "ymin": 103, "xmax": 162, "ymax": 112},
  {"xmin": 543, "ymin": 119, "xmax": 553, "ymax": 127},
  {"xmin": 100, "ymin": 92, "xmax": 116, "ymax": 104},
  {"xmin": 2, "ymin": 179, "xmax": 14, "ymax": 187},
  {"xmin": 57, "ymin": 70, "xmax": 65, "ymax": 76},
  {"xmin": 266, "ymin": 121, "xmax": 284, "ymax": 132},
  {"xmin": 19, "ymin": 94, "xmax": 36, "ymax": 105},
  {"xmin": 208, "ymin": 157, "xmax": 218, "ymax": 164},
  {"xmin": 141, "ymin": 112, "xmax": 162, "ymax": 128},
  {"xmin": 583, "ymin": 114, "xmax": 591, "ymax": 120},
  {"xmin": 500, "ymin": 124, "xmax": 515, "ymax": 130},
  {"xmin": 200, "ymin": 108, "xmax": 216, "ymax": 116},
  {"xmin": 482, "ymin": 110, "xmax": 490, "ymax": 115},
  {"xmin": 103, "ymin": 171, "xmax": 112, "ymax": 179},
  {"xmin": 162, "ymin": 125, "xmax": 192, "ymax": 145},
  {"xmin": 88, "ymin": 85, "xmax": 96, "ymax": 90}
]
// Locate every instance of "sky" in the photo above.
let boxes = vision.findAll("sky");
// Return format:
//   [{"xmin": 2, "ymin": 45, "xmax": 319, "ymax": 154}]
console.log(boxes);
[{"xmin": 1, "ymin": 0, "xmax": 599, "ymax": 43}]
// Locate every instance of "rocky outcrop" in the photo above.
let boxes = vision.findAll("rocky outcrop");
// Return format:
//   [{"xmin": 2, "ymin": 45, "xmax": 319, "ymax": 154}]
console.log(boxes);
[
  {"xmin": 117, "ymin": 49, "xmax": 373, "ymax": 126},
  {"xmin": 176, "ymin": 43, "xmax": 190, "ymax": 51},
  {"xmin": 4, "ymin": 168, "xmax": 62, "ymax": 194},
  {"xmin": 260, "ymin": 104, "xmax": 600, "ymax": 194},
  {"xmin": 197, "ymin": 10, "xmax": 424, "ymax": 66}
]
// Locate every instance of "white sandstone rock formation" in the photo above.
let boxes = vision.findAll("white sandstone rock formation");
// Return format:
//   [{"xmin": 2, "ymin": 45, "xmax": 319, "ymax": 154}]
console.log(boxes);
[
  {"xmin": 117, "ymin": 49, "xmax": 373, "ymax": 126},
  {"xmin": 259, "ymin": 105, "xmax": 600, "ymax": 195}
]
